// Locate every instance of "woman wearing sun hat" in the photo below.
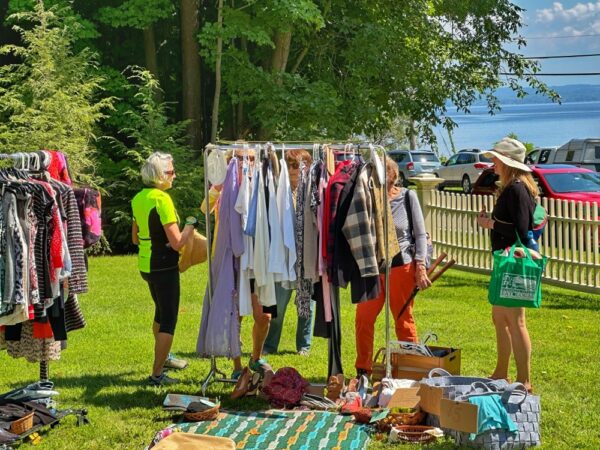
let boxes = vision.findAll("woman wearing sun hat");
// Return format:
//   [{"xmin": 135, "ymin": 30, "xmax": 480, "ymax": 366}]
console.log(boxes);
[{"xmin": 476, "ymin": 137, "xmax": 538, "ymax": 393}]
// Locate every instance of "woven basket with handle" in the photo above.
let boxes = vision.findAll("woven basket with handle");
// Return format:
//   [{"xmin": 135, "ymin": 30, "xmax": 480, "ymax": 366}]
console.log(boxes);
[
  {"xmin": 392, "ymin": 425, "xmax": 438, "ymax": 444},
  {"xmin": 183, "ymin": 403, "xmax": 220, "ymax": 422}
]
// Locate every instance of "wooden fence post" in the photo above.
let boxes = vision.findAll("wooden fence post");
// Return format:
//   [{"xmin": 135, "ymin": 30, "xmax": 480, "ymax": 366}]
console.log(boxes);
[{"xmin": 410, "ymin": 174, "xmax": 444, "ymax": 232}]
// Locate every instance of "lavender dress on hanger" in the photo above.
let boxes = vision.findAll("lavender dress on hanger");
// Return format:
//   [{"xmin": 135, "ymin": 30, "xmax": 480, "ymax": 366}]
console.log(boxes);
[{"xmin": 196, "ymin": 159, "xmax": 244, "ymax": 358}]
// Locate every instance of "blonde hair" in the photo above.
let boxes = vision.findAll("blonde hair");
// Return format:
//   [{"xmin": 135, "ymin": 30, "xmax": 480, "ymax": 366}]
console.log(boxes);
[
  {"xmin": 385, "ymin": 156, "xmax": 399, "ymax": 189},
  {"xmin": 285, "ymin": 149, "xmax": 312, "ymax": 169},
  {"xmin": 498, "ymin": 165, "xmax": 539, "ymax": 198},
  {"xmin": 141, "ymin": 152, "xmax": 173, "ymax": 187}
]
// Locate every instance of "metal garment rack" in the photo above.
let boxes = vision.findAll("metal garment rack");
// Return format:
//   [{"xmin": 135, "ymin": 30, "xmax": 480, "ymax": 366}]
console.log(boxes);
[
  {"xmin": 198, "ymin": 142, "xmax": 393, "ymax": 394},
  {"xmin": 0, "ymin": 154, "xmax": 54, "ymax": 386}
]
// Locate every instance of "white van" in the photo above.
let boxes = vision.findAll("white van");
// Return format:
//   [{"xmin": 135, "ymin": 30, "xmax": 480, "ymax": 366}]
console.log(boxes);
[
  {"xmin": 553, "ymin": 138, "xmax": 600, "ymax": 172},
  {"xmin": 525, "ymin": 147, "xmax": 558, "ymax": 165}
]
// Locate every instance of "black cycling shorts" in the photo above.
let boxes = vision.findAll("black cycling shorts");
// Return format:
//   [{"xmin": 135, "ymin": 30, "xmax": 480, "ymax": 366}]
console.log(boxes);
[{"xmin": 141, "ymin": 268, "xmax": 180, "ymax": 335}]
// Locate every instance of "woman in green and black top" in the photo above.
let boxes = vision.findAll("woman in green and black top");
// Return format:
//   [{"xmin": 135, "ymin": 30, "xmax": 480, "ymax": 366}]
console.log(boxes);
[{"xmin": 132, "ymin": 152, "xmax": 196, "ymax": 386}]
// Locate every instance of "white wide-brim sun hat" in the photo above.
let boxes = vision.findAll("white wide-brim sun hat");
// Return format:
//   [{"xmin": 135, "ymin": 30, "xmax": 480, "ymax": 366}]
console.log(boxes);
[{"xmin": 483, "ymin": 137, "xmax": 531, "ymax": 172}]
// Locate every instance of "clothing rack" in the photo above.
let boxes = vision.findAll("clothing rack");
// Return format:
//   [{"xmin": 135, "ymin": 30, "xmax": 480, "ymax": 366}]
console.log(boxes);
[
  {"xmin": 0, "ymin": 156, "xmax": 53, "ymax": 385},
  {"xmin": 0, "ymin": 151, "xmax": 74, "ymax": 386},
  {"xmin": 200, "ymin": 148, "xmax": 229, "ymax": 395},
  {"xmin": 198, "ymin": 142, "xmax": 394, "ymax": 393}
]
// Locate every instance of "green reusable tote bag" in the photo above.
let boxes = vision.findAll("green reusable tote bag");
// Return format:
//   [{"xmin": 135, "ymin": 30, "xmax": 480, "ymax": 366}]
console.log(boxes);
[{"xmin": 489, "ymin": 235, "xmax": 547, "ymax": 308}]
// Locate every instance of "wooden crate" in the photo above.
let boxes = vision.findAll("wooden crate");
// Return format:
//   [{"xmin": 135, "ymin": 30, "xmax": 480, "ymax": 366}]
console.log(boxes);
[{"xmin": 391, "ymin": 346, "xmax": 461, "ymax": 380}]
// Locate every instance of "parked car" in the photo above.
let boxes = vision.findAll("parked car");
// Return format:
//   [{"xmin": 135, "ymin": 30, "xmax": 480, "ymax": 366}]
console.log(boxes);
[
  {"xmin": 472, "ymin": 164, "xmax": 600, "ymax": 205},
  {"xmin": 524, "ymin": 147, "xmax": 558, "ymax": 165},
  {"xmin": 553, "ymin": 138, "xmax": 600, "ymax": 172},
  {"xmin": 435, "ymin": 149, "xmax": 493, "ymax": 193},
  {"xmin": 387, "ymin": 149, "xmax": 441, "ymax": 187}
]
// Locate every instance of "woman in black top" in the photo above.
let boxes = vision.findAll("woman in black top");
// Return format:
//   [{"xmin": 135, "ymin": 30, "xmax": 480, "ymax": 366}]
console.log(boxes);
[{"xmin": 477, "ymin": 137, "xmax": 537, "ymax": 392}]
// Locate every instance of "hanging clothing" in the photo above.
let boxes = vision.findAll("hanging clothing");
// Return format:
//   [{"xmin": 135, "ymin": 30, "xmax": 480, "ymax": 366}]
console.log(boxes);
[
  {"xmin": 275, "ymin": 158, "xmax": 297, "ymax": 285},
  {"xmin": 294, "ymin": 165, "xmax": 312, "ymax": 319},
  {"xmin": 267, "ymin": 166, "xmax": 286, "ymax": 280},
  {"xmin": 252, "ymin": 160, "xmax": 276, "ymax": 307},
  {"xmin": 197, "ymin": 159, "xmax": 244, "ymax": 358},
  {"xmin": 234, "ymin": 159, "xmax": 254, "ymax": 317}
]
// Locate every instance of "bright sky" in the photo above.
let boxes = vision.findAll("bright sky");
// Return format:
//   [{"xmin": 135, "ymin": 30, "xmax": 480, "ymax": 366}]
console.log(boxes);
[{"xmin": 511, "ymin": 1, "xmax": 600, "ymax": 85}]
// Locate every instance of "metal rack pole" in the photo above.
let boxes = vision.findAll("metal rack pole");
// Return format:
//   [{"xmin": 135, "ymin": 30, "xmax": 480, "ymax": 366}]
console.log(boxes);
[
  {"xmin": 200, "ymin": 146, "xmax": 227, "ymax": 396},
  {"xmin": 379, "ymin": 147, "xmax": 392, "ymax": 379}
]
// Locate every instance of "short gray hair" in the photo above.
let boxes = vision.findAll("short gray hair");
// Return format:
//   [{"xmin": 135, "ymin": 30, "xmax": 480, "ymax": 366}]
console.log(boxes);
[{"xmin": 141, "ymin": 152, "xmax": 173, "ymax": 187}]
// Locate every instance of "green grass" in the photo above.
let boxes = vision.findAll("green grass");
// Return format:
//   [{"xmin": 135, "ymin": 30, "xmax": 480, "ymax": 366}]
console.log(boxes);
[{"xmin": 1, "ymin": 256, "xmax": 599, "ymax": 449}]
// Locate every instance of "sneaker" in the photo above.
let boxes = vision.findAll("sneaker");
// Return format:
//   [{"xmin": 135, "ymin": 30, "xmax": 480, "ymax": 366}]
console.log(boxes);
[
  {"xmin": 164, "ymin": 353, "xmax": 188, "ymax": 370},
  {"xmin": 249, "ymin": 358, "xmax": 271, "ymax": 375},
  {"xmin": 297, "ymin": 349, "xmax": 310, "ymax": 357},
  {"xmin": 148, "ymin": 372, "xmax": 180, "ymax": 386}
]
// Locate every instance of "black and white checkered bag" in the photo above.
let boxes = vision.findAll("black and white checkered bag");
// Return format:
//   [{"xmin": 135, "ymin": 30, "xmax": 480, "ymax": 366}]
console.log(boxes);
[{"xmin": 451, "ymin": 382, "xmax": 541, "ymax": 449}]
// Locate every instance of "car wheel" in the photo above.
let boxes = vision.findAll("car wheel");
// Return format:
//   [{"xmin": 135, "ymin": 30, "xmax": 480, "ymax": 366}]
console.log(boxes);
[
  {"xmin": 462, "ymin": 175, "xmax": 472, "ymax": 194},
  {"xmin": 400, "ymin": 173, "xmax": 409, "ymax": 188},
  {"xmin": 435, "ymin": 175, "xmax": 445, "ymax": 191}
]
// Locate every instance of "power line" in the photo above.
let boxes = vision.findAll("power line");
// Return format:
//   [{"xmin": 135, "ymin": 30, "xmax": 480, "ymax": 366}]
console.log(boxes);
[
  {"xmin": 524, "ymin": 53, "xmax": 600, "ymax": 60},
  {"xmin": 523, "ymin": 32, "xmax": 600, "ymax": 39},
  {"xmin": 500, "ymin": 72, "xmax": 600, "ymax": 76}
]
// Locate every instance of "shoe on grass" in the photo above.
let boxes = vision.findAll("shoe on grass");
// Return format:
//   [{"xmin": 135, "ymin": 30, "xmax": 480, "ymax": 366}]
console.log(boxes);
[
  {"xmin": 148, "ymin": 372, "xmax": 180, "ymax": 386},
  {"xmin": 164, "ymin": 353, "xmax": 188, "ymax": 370},
  {"xmin": 249, "ymin": 357, "xmax": 271, "ymax": 375},
  {"xmin": 297, "ymin": 348, "xmax": 310, "ymax": 357}
]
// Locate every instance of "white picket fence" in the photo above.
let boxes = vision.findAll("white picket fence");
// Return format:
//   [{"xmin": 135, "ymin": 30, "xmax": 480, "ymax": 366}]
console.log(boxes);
[{"xmin": 427, "ymin": 191, "xmax": 600, "ymax": 294}]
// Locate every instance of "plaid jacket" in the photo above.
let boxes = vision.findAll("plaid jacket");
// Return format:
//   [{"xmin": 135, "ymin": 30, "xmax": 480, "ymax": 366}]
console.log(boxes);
[{"xmin": 342, "ymin": 164, "xmax": 379, "ymax": 277}]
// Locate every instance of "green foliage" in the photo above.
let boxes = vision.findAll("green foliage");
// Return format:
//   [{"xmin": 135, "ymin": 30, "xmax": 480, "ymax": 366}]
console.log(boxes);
[
  {"xmin": 97, "ymin": 0, "xmax": 174, "ymax": 29},
  {"xmin": 0, "ymin": 2, "xmax": 111, "ymax": 184},
  {"xmin": 102, "ymin": 67, "xmax": 201, "ymax": 252},
  {"xmin": 8, "ymin": 0, "xmax": 100, "ymax": 42}
]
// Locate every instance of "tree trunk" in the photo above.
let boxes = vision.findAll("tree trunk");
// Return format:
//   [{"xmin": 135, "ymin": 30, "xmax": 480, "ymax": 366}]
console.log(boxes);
[
  {"xmin": 270, "ymin": 30, "xmax": 292, "ymax": 76},
  {"xmin": 259, "ymin": 30, "xmax": 292, "ymax": 139},
  {"xmin": 180, "ymin": 0, "xmax": 203, "ymax": 149},
  {"xmin": 211, "ymin": 0, "xmax": 224, "ymax": 143},
  {"xmin": 143, "ymin": 26, "xmax": 158, "ymax": 78},
  {"xmin": 409, "ymin": 120, "xmax": 417, "ymax": 150}
]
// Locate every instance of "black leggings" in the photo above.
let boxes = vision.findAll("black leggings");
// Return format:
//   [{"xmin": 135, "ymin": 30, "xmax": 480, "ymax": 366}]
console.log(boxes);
[{"xmin": 141, "ymin": 268, "xmax": 180, "ymax": 335}]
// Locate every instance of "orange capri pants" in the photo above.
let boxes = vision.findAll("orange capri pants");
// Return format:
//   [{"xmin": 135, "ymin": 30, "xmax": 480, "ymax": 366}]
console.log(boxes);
[{"xmin": 355, "ymin": 262, "xmax": 418, "ymax": 373}]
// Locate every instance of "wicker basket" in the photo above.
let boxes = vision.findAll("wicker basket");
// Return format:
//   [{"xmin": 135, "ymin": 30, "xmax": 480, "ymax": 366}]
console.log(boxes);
[
  {"xmin": 392, "ymin": 425, "xmax": 438, "ymax": 444},
  {"xmin": 376, "ymin": 409, "xmax": 426, "ymax": 432},
  {"xmin": 10, "ymin": 412, "xmax": 34, "ymax": 435},
  {"xmin": 183, "ymin": 403, "xmax": 220, "ymax": 422}
]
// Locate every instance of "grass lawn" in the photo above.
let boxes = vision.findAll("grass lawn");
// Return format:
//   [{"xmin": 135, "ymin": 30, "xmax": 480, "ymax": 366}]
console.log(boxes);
[{"xmin": 1, "ymin": 255, "xmax": 599, "ymax": 449}]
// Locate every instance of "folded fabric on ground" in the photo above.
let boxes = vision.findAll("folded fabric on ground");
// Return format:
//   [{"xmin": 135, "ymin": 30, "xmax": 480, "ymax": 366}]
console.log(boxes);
[
  {"xmin": 169, "ymin": 410, "xmax": 370, "ymax": 450},
  {"xmin": 152, "ymin": 432, "xmax": 235, "ymax": 450}
]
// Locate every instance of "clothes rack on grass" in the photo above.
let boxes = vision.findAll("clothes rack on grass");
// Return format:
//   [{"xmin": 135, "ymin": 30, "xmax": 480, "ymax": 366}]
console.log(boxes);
[
  {"xmin": 0, "ymin": 151, "xmax": 88, "ymax": 389},
  {"xmin": 196, "ymin": 142, "xmax": 395, "ymax": 394}
]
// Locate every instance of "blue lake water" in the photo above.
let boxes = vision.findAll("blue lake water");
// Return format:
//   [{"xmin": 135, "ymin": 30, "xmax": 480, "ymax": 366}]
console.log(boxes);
[{"xmin": 433, "ymin": 101, "xmax": 600, "ymax": 156}]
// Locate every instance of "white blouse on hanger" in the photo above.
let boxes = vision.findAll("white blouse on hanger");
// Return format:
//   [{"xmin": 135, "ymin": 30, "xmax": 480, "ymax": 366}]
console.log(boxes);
[
  {"xmin": 253, "ymin": 164, "xmax": 276, "ymax": 307},
  {"xmin": 234, "ymin": 160, "xmax": 254, "ymax": 317},
  {"xmin": 275, "ymin": 158, "xmax": 297, "ymax": 286},
  {"xmin": 267, "ymin": 166, "xmax": 286, "ymax": 280}
]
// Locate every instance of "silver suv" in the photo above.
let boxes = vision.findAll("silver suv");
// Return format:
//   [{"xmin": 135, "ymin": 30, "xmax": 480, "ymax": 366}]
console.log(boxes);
[
  {"xmin": 435, "ymin": 149, "xmax": 493, "ymax": 193},
  {"xmin": 388, "ymin": 150, "xmax": 441, "ymax": 187}
]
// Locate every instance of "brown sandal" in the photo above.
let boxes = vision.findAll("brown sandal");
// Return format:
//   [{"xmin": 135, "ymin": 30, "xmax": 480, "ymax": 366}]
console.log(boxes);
[{"xmin": 230, "ymin": 367, "xmax": 251, "ymax": 399}]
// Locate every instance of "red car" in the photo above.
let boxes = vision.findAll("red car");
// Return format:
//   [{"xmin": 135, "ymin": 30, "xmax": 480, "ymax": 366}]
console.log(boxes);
[{"xmin": 472, "ymin": 164, "xmax": 600, "ymax": 204}]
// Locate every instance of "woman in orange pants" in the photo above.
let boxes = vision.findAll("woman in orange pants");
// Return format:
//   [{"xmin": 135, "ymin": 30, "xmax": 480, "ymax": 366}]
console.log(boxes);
[{"xmin": 355, "ymin": 159, "xmax": 432, "ymax": 376}]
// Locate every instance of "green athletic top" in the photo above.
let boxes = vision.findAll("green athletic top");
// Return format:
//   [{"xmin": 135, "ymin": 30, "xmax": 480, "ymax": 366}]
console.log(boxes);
[{"xmin": 131, "ymin": 188, "xmax": 179, "ymax": 273}]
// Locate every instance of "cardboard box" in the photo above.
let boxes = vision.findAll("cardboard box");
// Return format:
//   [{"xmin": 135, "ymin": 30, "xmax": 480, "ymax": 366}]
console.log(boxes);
[
  {"xmin": 387, "ymin": 387, "xmax": 421, "ymax": 409},
  {"xmin": 418, "ymin": 385, "xmax": 479, "ymax": 433},
  {"xmin": 390, "ymin": 346, "xmax": 461, "ymax": 380}
]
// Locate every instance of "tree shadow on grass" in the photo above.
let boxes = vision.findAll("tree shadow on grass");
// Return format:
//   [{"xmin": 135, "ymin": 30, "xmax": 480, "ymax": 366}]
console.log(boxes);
[
  {"xmin": 9, "ymin": 372, "xmax": 173, "ymax": 411},
  {"xmin": 541, "ymin": 294, "xmax": 600, "ymax": 312}
]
